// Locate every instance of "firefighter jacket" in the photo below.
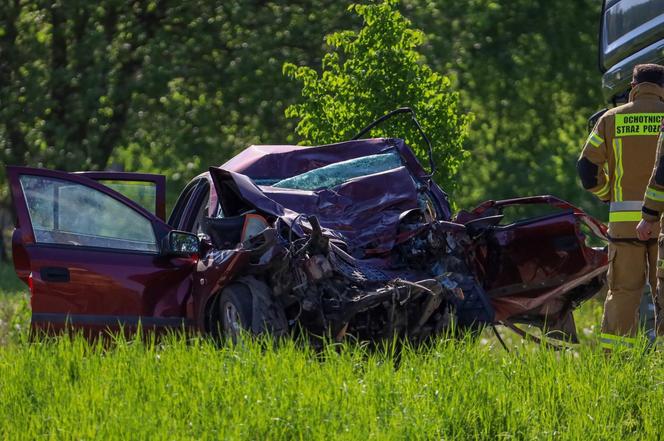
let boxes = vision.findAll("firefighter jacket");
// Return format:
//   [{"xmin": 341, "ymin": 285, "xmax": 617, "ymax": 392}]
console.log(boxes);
[{"xmin": 578, "ymin": 82, "xmax": 664, "ymax": 239}]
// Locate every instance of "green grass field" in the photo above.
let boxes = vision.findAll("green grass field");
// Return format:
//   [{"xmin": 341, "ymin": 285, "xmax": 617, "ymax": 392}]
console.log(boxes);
[
  {"xmin": 0, "ymin": 264, "xmax": 30, "ymax": 347},
  {"xmin": 1, "ymin": 264, "xmax": 662, "ymax": 440}
]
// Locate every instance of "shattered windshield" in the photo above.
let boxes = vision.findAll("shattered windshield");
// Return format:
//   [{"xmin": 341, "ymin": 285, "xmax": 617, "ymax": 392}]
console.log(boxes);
[{"xmin": 270, "ymin": 150, "xmax": 403, "ymax": 191}]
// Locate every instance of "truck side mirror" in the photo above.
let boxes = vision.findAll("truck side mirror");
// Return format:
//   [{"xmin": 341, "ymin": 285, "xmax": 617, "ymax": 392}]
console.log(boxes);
[{"xmin": 587, "ymin": 108, "xmax": 608, "ymax": 132}]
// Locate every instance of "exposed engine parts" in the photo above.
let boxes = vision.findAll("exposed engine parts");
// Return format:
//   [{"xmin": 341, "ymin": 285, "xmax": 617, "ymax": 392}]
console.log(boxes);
[{"xmin": 203, "ymin": 211, "xmax": 496, "ymax": 344}]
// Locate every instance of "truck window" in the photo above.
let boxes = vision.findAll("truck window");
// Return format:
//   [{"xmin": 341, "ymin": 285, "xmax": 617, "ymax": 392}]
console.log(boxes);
[
  {"xmin": 599, "ymin": 0, "xmax": 664, "ymax": 103},
  {"xmin": 604, "ymin": 0, "xmax": 663, "ymax": 47}
]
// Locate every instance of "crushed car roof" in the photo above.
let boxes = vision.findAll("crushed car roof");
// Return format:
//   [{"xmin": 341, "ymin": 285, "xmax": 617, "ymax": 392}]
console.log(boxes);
[{"xmin": 212, "ymin": 138, "xmax": 452, "ymax": 255}]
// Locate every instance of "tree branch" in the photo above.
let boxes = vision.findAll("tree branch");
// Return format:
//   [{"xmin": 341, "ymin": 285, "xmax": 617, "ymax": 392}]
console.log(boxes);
[
  {"xmin": 44, "ymin": 2, "xmax": 71, "ymax": 151},
  {"xmin": 0, "ymin": 0, "xmax": 28, "ymax": 161},
  {"xmin": 95, "ymin": 0, "xmax": 167, "ymax": 169}
]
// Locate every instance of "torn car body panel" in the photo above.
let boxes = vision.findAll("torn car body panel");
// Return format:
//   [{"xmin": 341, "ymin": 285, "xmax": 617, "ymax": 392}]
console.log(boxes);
[
  {"xmin": 210, "ymin": 163, "xmax": 425, "ymax": 255},
  {"xmin": 221, "ymin": 138, "xmax": 452, "ymax": 220}
]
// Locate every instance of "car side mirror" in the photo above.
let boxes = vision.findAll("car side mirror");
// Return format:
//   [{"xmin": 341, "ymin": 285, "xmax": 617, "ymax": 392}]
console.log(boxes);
[{"xmin": 162, "ymin": 230, "xmax": 200, "ymax": 257}]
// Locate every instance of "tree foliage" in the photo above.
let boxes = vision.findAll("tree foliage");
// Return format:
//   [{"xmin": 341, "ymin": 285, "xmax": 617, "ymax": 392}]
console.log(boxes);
[
  {"xmin": 0, "ymin": 1, "xmax": 170, "ymax": 199},
  {"xmin": 283, "ymin": 1, "xmax": 471, "ymax": 192},
  {"xmin": 0, "ymin": 0, "xmax": 351, "ymax": 202},
  {"xmin": 112, "ymin": 1, "xmax": 353, "ymax": 195},
  {"xmin": 403, "ymin": 0, "xmax": 604, "ymax": 215}
]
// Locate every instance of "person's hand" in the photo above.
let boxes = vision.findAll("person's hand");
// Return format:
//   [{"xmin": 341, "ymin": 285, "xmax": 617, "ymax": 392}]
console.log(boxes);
[{"xmin": 636, "ymin": 219, "xmax": 657, "ymax": 241}]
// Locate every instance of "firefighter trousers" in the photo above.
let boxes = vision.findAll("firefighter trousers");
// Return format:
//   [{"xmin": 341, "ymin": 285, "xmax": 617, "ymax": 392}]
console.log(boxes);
[
  {"xmin": 657, "ymin": 235, "xmax": 664, "ymax": 336},
  {"xmin": 601, "ymin": 240, "xmax": 663, "ymax": 343}
]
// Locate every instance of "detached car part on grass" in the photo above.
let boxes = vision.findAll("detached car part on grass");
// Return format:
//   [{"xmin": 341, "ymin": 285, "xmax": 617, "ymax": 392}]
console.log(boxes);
[{"xmin": 7, "ymin": 111, "xmax": 608, "ymax": 345}]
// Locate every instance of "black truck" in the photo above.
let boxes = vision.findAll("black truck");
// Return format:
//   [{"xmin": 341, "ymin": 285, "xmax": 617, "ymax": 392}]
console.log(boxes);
[{"xmin": 599, "ymin": 0, "xmax": 664, "ymax": 105}]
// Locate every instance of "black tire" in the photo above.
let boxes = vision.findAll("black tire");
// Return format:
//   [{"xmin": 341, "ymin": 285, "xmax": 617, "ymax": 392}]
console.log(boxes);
[{"xmin": 218, "ymin": 284, "xmax": 253, "ymax": 342}]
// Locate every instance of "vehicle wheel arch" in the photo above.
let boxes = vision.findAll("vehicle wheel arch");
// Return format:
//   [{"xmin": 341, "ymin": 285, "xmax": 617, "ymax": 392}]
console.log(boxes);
[
  {"xmin": 203, "ymin": 288, "xmax": 223, "ymax": 337},
  {"xmin": 203, "ymin": 276, "xmax": 288, "ymax": 338}
]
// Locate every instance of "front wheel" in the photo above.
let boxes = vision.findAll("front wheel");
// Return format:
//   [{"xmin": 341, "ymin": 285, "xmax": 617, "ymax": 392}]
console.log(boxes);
[{"xmin": 218, "ymin": 284, "xmax": 253, "ymax": 342}]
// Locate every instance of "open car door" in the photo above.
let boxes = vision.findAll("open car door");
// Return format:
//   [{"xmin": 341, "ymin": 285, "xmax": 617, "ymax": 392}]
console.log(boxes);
[
  {"xmin": 460, "ymin": 196, "xmax": 608, "ymax": 342},
  {"xmin": 7, "ymin": 167, "xmax": 196, "ymax": 334}
]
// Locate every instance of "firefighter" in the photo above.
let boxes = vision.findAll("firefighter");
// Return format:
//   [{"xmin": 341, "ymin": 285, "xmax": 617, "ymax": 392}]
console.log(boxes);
[
  {"xmin": 637, "ymin": 88, "xmax": 664, "ymax": 343},
  {"xmin": 578, "ymin": 64, "xmax": 664, "ymax": 349}
]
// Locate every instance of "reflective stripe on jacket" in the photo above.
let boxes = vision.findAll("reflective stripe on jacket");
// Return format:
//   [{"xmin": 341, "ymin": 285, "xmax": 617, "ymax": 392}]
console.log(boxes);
[{"xmin": 578, "ymin": 82, "xmax": 664, "ymax": 239}]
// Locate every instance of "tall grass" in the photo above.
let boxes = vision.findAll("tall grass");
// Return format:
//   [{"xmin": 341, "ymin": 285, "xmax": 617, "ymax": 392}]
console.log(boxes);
[
  {"xmin": 0, "ymin": 264, "xmax": 29, "ymax": 346},
  {"xmin": 1, "ymin": 264, "xmax": 660, "ymax": 440},
  {"xmin": 0, "ymin": 333, "xmax": 662, "ymax": 440}
]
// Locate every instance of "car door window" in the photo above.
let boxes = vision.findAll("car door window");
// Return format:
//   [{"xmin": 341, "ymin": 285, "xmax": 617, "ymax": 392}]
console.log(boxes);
[
  {"xmin": 193, "ymin": 200, "xmax": 210, "ymax": 235},
  {"xmin": 96, "ymin": 180, "xmax": 157, "ymax": 215},
  {"xmin": 172, "ymin": 178, "xmax": 212, "ymax": 234},
  {"xmin": 19, "ymin": 175, "xmax": 158, "ymax": 252}
]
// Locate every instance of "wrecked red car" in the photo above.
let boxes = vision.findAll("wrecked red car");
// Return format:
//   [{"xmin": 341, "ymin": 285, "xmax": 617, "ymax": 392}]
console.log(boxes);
[{"xmin": 8, "ymin": 131, "xmax": 608, "ymax": 343}]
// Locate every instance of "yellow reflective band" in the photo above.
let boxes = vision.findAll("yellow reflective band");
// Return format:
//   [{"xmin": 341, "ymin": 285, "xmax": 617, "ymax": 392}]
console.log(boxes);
[
  {"xmin": 594, "ymin": 188, "xmax": 610, "ymax": 198},
  {"xmin": 600, "ymin": 333, "xmax": 638, "ymax": 347},
  {"xmin": 593, "ymin": 180, "xmax": 610, "ymax": 198},
  {"xmin": 608, "ymin": 211, "xmax": 641, "ymax": 222},
  {"xmin": 613, "ymin": 138, "xmax": 624, "ymax": 202},
  {"xmin": 615, "ymin": 113, "xmax": 664, "ymax": 137},
  {"xmin": 658, "ymin": 259, "xmax": 664, "ymax": 270},
  {"xmin": 646, "ymin": 186, "xmax": 664, "ymax": 202},
  {"xmin": 586, "ymin": 132, "xmax": 604, "ymax": 148}
]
